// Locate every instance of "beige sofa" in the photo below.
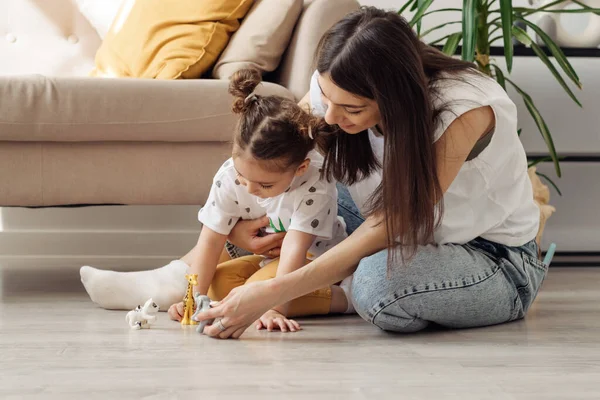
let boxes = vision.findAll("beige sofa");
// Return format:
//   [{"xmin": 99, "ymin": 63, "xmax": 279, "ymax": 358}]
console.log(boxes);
[{"xmin": 0, "ymin": 0, "xmax": 360, "ymax": 207}]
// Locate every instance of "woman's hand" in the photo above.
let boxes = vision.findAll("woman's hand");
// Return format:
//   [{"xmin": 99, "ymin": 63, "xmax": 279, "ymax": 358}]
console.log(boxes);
[
  {"xmin": 194, "ymin": 280, "xmax": 280, "ymax": 339},
  {"xmin": 228, "ymin": 216, "xmax": 286, "ymax": 258},
  {"xmin": 256, "ymin": 310, "xmax": 301, "ymax": 332}
]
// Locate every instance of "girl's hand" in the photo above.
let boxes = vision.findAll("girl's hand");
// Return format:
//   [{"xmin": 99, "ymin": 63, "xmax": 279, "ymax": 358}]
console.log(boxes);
[
  {"xmin": 256, "ymin": 310, "xmax": 301, "ymax": 332},
  {"xmin": 228, "ymin": 216, "xmax": 286, "ymax": 257},
  {"xmin": 194, "ymin": 280, "xmax": 280, "ymax": 339},
  {"xmin": 168, "ymin": 302, "xmax": 184, "ymax": 321}
]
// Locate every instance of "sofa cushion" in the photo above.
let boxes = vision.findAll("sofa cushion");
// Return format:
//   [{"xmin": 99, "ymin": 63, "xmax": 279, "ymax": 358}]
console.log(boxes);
[
  {"xmin": 0, "ymin": 75, "xmax": 295, "ymax": 143},
  {"xmin": 91, "ymin": 0, "xmax": 253, "ymax": 79},
  {"xmin": 212, "ymin": 0, "xmax": 303, "ymax": 80}
]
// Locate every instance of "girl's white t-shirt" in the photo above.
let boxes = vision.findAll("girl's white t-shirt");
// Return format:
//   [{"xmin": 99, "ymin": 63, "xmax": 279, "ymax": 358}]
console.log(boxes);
[
  {"xmin": 198, "ymin": 151, "xmax": 347, "ymax": 261},
  {"xmin": 309, "ymin": 70, "xmax": 539, "ymax": 247}
]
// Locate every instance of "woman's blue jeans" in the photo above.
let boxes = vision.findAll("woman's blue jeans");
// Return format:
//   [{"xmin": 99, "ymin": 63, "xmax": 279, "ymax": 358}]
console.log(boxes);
[{"xmin": 337, "ymin": 184, "xmax": 548, "ymax": 333}]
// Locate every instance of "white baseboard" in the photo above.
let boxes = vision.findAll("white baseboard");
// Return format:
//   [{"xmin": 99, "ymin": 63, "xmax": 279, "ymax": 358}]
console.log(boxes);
[{"xmin": 0, "ymin": 205, "xmax": 202, "ymax": 270}]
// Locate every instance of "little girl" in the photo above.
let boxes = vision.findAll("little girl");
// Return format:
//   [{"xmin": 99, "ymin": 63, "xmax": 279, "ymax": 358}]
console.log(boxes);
[{"xmin": 81, "ymin": 69, "xmax": 354, "ymax": 331}]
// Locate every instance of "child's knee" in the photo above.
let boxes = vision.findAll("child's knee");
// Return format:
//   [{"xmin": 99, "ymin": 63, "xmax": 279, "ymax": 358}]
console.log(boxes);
[
  {"xmin": 208, "ymin": 269, "xmax": 234, "ymax": 301},
  {"xmin": 209, "ymin": 257, "xmax": 261, "ymax": 300}
]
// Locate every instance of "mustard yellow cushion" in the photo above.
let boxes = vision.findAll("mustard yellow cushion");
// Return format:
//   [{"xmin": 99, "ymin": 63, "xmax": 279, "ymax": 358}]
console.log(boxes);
[{"xmin": 92, "ymin": 0, "xmax": 254, "ymax": 79}]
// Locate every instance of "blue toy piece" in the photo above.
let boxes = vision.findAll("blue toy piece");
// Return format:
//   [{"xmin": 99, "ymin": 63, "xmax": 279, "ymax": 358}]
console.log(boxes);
[
  {"xmin": 191, "ymin": 293, "xmax": 214, "ymax": 334},
  {"xmin": 543, "ymin": 243, "xmax": 557, "ymax": 266}
]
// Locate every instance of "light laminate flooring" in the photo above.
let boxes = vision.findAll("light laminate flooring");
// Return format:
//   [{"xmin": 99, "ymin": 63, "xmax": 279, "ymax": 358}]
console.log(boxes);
[{"xmin": 1, "ymin": 265, "xmax": 599, "ymax": 399}]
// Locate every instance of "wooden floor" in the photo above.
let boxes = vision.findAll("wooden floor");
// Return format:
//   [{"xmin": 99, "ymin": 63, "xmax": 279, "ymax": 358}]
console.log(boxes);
[{"xmin": 1, "ymin": 265, "xmax": 599, "ymax": 400}]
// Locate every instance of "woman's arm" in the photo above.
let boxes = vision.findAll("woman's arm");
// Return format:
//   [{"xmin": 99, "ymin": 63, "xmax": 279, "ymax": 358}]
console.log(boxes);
[
  {"xmin": 191, "ymin": 226, "xmax": 228, "ymax": 294},
  {"xmin": 270, "ymin": 214, "xmax": 387, "ymax": 306},
  {"xmin": 196, "ymin": 214, "xmax": 388, "ymax": 338}
]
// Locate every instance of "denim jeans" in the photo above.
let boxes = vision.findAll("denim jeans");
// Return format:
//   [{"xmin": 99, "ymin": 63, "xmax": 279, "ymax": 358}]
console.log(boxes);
[{"xmin": 337, "ymin": 184, "xmax": 549, "ymax": 333}]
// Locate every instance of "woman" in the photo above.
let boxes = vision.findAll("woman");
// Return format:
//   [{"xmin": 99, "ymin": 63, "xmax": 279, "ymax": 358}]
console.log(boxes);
[{"xmin": 194, "ymin": 6, "xmax": 548, "ymax": 339}]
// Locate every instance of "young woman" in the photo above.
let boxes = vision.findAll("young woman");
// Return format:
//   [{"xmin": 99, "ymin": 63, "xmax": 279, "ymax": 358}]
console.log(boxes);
[{"xmin": 194, "ymin": 7, "xmax": 548, "ymax": 338}]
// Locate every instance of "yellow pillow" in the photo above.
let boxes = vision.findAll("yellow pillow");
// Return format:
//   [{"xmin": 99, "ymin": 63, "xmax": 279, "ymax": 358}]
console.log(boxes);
[{"xmin": 91, "ymin": 0, "xmax": 254, "ymax": 79}]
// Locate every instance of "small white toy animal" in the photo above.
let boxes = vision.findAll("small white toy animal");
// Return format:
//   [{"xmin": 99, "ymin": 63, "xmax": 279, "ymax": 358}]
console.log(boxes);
[{"xmin": 125, "ymin": 298, "xmax": 159, "ymax": 330}]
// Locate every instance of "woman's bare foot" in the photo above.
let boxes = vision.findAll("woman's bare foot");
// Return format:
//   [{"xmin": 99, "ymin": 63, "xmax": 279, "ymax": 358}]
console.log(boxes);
[{"xmin": 329, "ymin": 285, "xmax": 349, "ymax": 314}]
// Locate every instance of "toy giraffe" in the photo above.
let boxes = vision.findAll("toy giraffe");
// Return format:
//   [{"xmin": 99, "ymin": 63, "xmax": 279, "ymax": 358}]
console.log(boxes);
[{"xmin": 181, "ymin": 274, "xmax": 199, "ymax": 326}]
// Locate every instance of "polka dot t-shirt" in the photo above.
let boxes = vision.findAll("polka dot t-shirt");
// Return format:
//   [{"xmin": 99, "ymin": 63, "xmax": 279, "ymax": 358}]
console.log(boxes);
[{"xmin": 198, "ymin": 152, "xmax": 347, "ymax": 261}]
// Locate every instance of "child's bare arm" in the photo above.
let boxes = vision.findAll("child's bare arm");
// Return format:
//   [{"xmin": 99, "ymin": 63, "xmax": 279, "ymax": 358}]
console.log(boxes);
[
  {"xmin": 275, "ymin": 230, "xmax": 315, "ymax": 278},
  {"xmin": 271, "ymin": 230, "xmax": 315, "ymax": 315},
  {"xmin": 191, "ymin": 226, "xmax": 228, "ymax": 295}
]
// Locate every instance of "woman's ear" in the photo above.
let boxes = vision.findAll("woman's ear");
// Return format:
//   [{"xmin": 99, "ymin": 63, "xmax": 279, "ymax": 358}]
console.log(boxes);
[{"xmin": 295, "ymin": 159, "xmax": 311, "ymax": 177}]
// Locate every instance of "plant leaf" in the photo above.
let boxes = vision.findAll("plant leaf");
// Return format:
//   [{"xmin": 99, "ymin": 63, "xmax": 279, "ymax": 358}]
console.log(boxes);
[
  {"xmin": 420, "ymin": 21, "xmax": 462, "ymax": 38},
  {"xmin": 499, "ymin": 0, "xmax": 514, "ymax": 72},
  {"xmin": 488, "ymin": 35, "xmax": 503, "ymax": 45},
  {"xmin": 528, "ymin": 156, "xmax": 554, "ymax": 168},
  {"xmin": 491, "ymin": 64, "xmax": 506, "ymax": 91},
  {"xmin": 462, "ymin": 0, "xmax": 477, "ymax": 62},
  {"xmin": 515, "ymin": 0, "xmax": 599, "ymax": 16},
  {"xmin": 398, "ymin": 0, "xmax": 416, "ymax": 15},
  {"xmin": 511, "ymin": 24, "xmax": 532, "ymax": 46},
  {"xmin": 429, "ymin": 32, "xmax": 459, "ymax": 46},
  {"xmin": 422, "ymin": 8, "xmax": 463, "ymax": 17},
  {"xmin": 536, "ymin": 171, "xmax": 563, "ymax": 196},
  {"xmin": 572, "ymin": 0, "xmax": 600, "ymax": 15},
  {"xmin": 417, "ymin": 0, "xmax": 424, "ymax": 35},
  {"xmin": 517, "ymin": 128, "xmax": 522, "ymax": 136},
  {"xmin": 442, "ymin": 32, "xmax": 462, "ymax": 55},
  {"xmin": 514, "ymin": 6, "xmax": 600, "ymax": 15},
  {"xmin": 409, "ymin": 0, "xmax": 434, "ymax": 34},
  {"xmin": 506, "ymin": 78, "xmax": 561, "ymax": 177},
  {"xmin": 530, "ymin": 42, "xmax": 582, "ymax": 107},
  {"xmin": 518, "ymin": 17, "xmax": 581, "ymax": 88}
]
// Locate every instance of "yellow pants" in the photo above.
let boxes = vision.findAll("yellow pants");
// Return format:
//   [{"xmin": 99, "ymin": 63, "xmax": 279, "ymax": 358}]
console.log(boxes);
[{"xmin": 207, "ymin": 255, "xmax": 332, "ymax": 318}]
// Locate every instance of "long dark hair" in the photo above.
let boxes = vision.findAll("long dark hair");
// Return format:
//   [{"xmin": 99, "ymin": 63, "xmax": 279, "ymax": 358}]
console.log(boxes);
[
  {"xmin": 315, "ymin": 7, "xmax": 477, "ymax": 262},
  {"xmin": 229, "ymin": 69, "xmax": 333, "ymax": 171}
]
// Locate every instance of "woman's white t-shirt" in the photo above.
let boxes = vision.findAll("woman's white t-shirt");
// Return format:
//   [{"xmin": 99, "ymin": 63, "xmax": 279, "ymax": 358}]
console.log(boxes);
[
  {"xmin": 309, "ymin": 70, "xmax": 539, "ymax": 247},
  {"xmin": 198, "ymin": 152, "xmax": 347, "ymax": 261}
]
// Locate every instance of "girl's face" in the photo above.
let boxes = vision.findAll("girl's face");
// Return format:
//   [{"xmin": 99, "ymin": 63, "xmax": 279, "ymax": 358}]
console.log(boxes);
[
  {"xmin": 317, "ymin": 73, "xmax": 381, "ymax": 134},
  {"xmin": 233, "ymin": 152, "xmax": 309, "ymax": 199}
]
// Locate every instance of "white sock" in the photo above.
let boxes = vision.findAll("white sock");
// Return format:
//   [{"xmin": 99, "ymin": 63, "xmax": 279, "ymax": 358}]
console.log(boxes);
[
  {"xmin": 339, "ymin": 275, "xmax": 356, "ymax": 314},
  {"xmin": 80, "ymin": 260, "xmax": 189, "ymax": 311}
]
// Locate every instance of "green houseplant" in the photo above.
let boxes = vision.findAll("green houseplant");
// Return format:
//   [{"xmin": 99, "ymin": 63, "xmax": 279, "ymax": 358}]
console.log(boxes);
[{"xmin": 400, "ymin": 0, "xmax": 600, "ymax": 191}]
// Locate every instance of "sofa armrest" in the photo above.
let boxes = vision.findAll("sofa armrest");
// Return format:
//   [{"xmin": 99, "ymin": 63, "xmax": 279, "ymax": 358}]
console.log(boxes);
[
  {"xmin": 0, "ymin": 75, "xmax": 294, "ymax": 142},
  {"xmin": 275, "ymin": 0, "xmax": 360, "ymax": 101}
]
